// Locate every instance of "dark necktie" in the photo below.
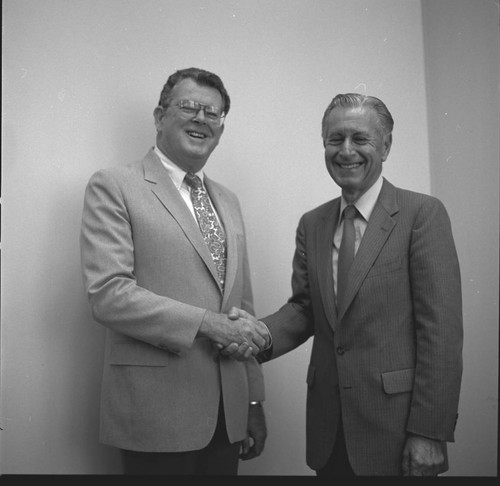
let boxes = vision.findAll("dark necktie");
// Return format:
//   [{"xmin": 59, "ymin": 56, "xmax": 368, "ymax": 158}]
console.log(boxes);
[
  {"xmin": 185, "ymin": 172, "xmax": 227, "ymax": 290},
  {"xmin": 337, "ymin": 204, "xmax": 357, "ymax": 305}
]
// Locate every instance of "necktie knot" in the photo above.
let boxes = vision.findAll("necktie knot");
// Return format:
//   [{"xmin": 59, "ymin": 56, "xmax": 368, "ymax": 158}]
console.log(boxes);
[
  {"xmin": 185, "ymin": 172, "xmax": 202, "ymax": 190},
  {"xmin": 343, "ymin": 204, "xmax": 357, "ymax": 221}
]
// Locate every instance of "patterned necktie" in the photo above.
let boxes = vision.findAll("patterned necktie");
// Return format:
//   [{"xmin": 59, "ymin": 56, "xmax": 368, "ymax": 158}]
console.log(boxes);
[
  {"xmin": 185, "ymin": 172, "xmax": 227, "ymax": 290},
  {"xmin": 337, "ymin": 204, "xmax": 357, "ymax": 305}
]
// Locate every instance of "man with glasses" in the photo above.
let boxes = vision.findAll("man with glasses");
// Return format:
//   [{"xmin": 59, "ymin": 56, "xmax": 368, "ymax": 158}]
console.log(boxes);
[{"xmin": 80, "ymin": 67, "xmax": 270, "ymax": 475}]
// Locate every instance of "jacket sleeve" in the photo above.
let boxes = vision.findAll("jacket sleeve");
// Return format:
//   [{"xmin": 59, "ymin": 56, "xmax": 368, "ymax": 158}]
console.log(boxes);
[
  {"xmin": 80, "ymin": 169, "xmax": 204, "ymax": 356},
  {"xmin": 406, "ymin": 197, "xmax": 463, "ymax": 441}
]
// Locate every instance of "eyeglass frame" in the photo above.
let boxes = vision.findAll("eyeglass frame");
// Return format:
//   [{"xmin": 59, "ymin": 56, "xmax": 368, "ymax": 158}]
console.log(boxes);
[{"xmin": 165, "ymin": 99, "xmax": 226, "ymax": 126}]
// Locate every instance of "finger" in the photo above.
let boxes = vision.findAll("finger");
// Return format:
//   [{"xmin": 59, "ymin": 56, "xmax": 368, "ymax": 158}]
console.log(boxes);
[
  {"xmin": 240, "ymin": 443, "xmax": 257, "ymax": 460},
  {"xmin": 235, "ymin": 344, "xmax": 253, "ymax": 361},
  {"xmin": 227, "ymin": 307, "xmax": 240, "ymax": 320},
  {"xmin": 236, "ymin": 309, "xmax": 252, "ymax": 320},
  {"xmin": 241, "ymin": 447, "xmax": 257, "ymax": 460},
  {"xmin": 225, "ymin": 342, "xmax": 256, "ymax": 361},
  {"xmin": 251, "ymin": 335, "xmax": 266, "ymax": 351},
  {"xmin": 240, "ymin": 437, "xmax": 250, "ymax": 457},
  {"xmin": 220, "ymin": 342, "xmax": 239, "ymax": 356}
]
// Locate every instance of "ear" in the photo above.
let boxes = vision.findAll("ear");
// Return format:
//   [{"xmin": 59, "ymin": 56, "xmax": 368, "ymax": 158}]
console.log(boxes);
[
  {"xmin": 381, "ymin": 133, "xmax": 392, "ymax": 162},
  {"xmin": 153, "ymin": 106, "xmax": 164, "ymax": 131}
]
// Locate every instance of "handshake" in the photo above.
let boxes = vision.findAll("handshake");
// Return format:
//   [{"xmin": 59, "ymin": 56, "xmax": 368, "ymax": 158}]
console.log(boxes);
[{"xmin": 199, "ymin": 307, "xmax": 271, "ymax": 361}]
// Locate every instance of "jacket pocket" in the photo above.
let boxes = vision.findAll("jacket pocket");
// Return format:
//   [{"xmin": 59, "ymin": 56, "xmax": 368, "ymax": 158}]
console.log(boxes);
[
  {"xmin": 109, "ymin": 342, "xmax": 169, "ymax": 366},
  {"xmin": 381, "ymin": 367, "xmax": 415, "ymax": 394}
]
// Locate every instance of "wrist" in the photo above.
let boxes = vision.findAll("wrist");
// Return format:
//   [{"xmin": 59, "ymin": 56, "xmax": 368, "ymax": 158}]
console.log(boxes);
[{"xmin": 198, "ymin": 310, "xmax": 219, "ymax": 339}]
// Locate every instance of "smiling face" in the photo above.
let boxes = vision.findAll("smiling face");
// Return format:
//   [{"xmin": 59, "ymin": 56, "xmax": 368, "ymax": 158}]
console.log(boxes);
[
  {"xmin": 153, "ymin": 78, "xmax": 225, "ymax": 173},
  {"xmin": 323, "ymin": 105, "xmax": 392, "ymax": 203}
]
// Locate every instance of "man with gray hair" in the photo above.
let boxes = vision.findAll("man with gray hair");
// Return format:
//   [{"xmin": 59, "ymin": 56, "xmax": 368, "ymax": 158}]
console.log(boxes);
[{"xmin": 228, "ymin": 93, "xmax": 463, "ymax": 476}]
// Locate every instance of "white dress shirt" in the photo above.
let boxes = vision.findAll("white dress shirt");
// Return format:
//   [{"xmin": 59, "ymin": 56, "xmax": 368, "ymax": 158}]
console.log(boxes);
[
  {"xmin": 154, "ymin": 146, "xmax": 223, "ymax": 228},
  {"xmin": 332, "ymin": 175, "xmax": 384, "ymax": 298}
]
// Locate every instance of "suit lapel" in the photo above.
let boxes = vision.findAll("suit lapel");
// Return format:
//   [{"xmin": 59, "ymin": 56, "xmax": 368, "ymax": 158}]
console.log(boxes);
[
  {"xmin": 317, "ymin": 199, "xmax": 340, "ymax": 332},
  {"xmin": 142, "ymin": 150, "xmax": 222, "ymax": 290},
  {"xmin": 336, "ymin": 180, "xmax": 399, "ymax": 321}
]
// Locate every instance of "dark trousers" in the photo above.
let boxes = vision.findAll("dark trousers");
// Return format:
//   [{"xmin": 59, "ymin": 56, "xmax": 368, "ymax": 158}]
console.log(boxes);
[
  {"xmin": 121, "ymin": 400, "xmax": 241, "ymax": 475},
  {"xmin": 316, "ymin": 420, "xmax": 356, "ymax": 477}
]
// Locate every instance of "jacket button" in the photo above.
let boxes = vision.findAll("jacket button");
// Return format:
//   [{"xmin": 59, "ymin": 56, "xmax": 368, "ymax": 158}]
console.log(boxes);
[{"xmin": 336, "ymin": 346, "xmax": 345, "ymax": 355}]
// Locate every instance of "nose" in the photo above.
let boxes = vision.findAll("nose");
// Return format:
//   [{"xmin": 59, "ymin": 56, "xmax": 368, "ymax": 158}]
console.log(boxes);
[
  {"xmin": 339, "ymin": 138, "xmax": 354, "ymax": 156},
  {"xmin": 192, "ymin": 107, "xmax": 207, "ymax": 123}
]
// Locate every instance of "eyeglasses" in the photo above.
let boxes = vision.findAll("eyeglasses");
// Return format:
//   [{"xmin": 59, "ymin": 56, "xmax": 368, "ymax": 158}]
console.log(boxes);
[{"xmin": 173, "ymin": 99, "xmax": 225, "ymax": 125}]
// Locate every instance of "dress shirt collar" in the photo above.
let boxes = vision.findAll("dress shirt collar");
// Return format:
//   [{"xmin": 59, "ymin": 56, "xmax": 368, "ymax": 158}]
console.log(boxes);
[
  {"xmin": 154, "ymin": 146, "xmax": 205, "ymax": 189},
  {"xmin": 340, "ymin": 175, "xmax": 383, "ymax": 222}
]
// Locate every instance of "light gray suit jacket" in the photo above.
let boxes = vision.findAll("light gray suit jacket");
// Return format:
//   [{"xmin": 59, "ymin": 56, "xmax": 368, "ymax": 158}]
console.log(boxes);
[
  {"xmin": 80, "ymin": 148, "xmax": 264, "ymax": 452},
  {"xmin": 262, "ymin": 179, "xmax": 463, "ymax": 475}
]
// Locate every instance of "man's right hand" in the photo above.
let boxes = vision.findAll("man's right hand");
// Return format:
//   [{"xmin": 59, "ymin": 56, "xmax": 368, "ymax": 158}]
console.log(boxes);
[
  {"xmin": 199, "ymin": 310, "xmax": 270, "ymax": 359},
  {"xmin": 216, "ymin": 307, "xmax": 272, "ymax": 361}
]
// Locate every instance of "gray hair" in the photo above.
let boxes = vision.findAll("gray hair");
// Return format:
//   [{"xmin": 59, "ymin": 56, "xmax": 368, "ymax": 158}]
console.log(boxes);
[{"xmin": 321, "ymin": 93, "xmax": 394, "ymax": 139}]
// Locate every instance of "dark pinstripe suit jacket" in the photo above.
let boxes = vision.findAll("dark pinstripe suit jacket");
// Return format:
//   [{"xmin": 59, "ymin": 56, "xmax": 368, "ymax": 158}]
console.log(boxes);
[{"xmin": 262, "ymin": 178, "xmax": 463, "ymax": 475}]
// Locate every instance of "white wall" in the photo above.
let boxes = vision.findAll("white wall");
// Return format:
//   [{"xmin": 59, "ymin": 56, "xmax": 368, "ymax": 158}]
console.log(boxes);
[
  {"xmin": 1, "ymin": 0, "xmax": 496, "ymax": 476},
  {"xmin": 421, "ymin": 0, "xmax": 499, "ymax": 476}
]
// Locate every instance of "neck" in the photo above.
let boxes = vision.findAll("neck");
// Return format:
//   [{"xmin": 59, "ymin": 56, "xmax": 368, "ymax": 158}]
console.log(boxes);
[
  {"xmin": 342, "ymin": 190, "xmax": 361, "ymax": 205},
  {"xmin": 156, "ymin": 145, "xmax": 207, "ymax": 173}
]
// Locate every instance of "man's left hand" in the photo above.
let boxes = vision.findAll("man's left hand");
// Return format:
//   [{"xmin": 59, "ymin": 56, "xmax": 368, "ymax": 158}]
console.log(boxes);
[
  {"xmin": 240, "ymin": 403, "xmax": 267, "ymax": 461},
  {"xmin": 401, "ymin": 434, "xmax": 446, "ymax": 476}
]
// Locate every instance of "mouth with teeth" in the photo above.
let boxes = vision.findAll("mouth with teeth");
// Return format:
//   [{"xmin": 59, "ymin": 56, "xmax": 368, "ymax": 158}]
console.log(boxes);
[
  {"xmin": 186, "ymin": 130, "xmax": 208, "ymax": 140},
  {"xmin": 338, "ymin": 162, "xmax": 363, "ymax": 169}
]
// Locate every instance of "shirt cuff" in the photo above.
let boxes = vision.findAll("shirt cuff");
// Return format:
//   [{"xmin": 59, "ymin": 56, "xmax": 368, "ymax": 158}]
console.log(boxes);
[{"xmin": 259, "ymin": 321, "xmax": 273, "ymax": 350}]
